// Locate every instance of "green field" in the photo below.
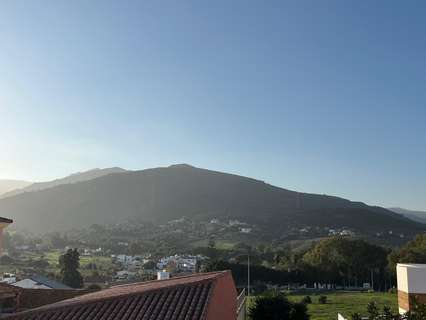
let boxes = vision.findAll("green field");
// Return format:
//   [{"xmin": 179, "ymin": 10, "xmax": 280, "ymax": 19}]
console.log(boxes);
[
  {"xmin": 248, "ymin": 292, "xmax": 397, "ymax": 320},
  {"xmin": 1, "ymin": 250, "xmax": 115, "ymax": 279},
  {"xmin": 190, "ymin": 239, "xmax": 238, "ymax": 250}
]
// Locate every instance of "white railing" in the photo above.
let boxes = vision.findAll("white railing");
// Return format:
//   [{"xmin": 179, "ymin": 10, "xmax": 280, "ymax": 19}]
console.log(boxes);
[{"xmin": 237, "ymin": 289, "xmax": 246, "ymax": 320}]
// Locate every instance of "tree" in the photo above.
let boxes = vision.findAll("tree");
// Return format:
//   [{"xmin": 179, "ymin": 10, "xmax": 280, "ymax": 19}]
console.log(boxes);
[
  {"xmin": 48, "ymin": 232, "xmax": 67, "ymax": 249},
  {"xmin": 388, "ymin": 235, "xmax": 426, "ymax": 275},
  {"xmin": 59, "ymin": 248, "xmax": 84, "ymax": 288},
  {"xmin": 303, "ymin": 237, "xmax": 389, "ymax": 287},
  {"xmin": 143, "ymin": 261, "xmax": 157, "ymax": 270},
  {"xmin": 128, "ymin": 242, "xmax": 143, "ymax": 255},
  {"xmin": 208, "ymin": 238, "xmax": 216, "ymax": 249},
  {"xmin": 249, "ymin": 294, "xmax": 309, "ymax": 320}
]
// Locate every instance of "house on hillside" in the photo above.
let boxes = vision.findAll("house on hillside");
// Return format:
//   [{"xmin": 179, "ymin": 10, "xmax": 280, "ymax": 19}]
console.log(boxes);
[
  {"xmin": 157, "ymin": 254, "xmax": 201, "ymax": 273},
  {"xmin": 3, "ymin": 271, "xmax": 245, "ymax": 320},
  {"xmin": 12, "ymin": 276, "xmax": 71, "ymax": 290}
]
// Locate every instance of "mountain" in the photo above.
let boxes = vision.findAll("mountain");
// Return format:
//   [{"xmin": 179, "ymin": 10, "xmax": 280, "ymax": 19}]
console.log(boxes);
[
  {"xmin": 0, "ymin": 180, "xmax": 32, "ymax": 196},
  {"xmin": 0, "ymin": 164, "xmax": 422, "ymax": 236},
  {"xmin": 0, "ymin": 167, "xmax": 126, "ymax": 199},
  {"xmin": 388, "ymin": 207, "xmax": 426, "ymax": 224}
]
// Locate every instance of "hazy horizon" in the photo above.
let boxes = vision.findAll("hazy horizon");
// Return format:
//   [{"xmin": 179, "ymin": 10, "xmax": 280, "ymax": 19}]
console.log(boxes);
[{"xmin": 1, "ymin": 1, "xmax": 426, "ymax": 210}]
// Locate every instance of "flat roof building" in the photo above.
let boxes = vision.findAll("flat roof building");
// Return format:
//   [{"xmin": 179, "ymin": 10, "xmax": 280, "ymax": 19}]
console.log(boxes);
[{"xmin": 397, "ymin": 263, "xmax": 426, "ymax": 314}]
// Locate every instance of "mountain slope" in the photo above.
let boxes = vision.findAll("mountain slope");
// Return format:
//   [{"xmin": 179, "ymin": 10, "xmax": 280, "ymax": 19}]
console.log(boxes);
[
  {"xmin": 0, "ymin": 167, "xmax": 126, "ymax": 199},
  {"xmin": 0, "ymin": 164, "xmax": 422, "ymax": 235},
  {"xmin": 389, "ymin": 207, "xmax": 426, "ymax": 224},
  {"xmin": 0, "ymin": 180, "xmax": 32, "ymax": 196}
]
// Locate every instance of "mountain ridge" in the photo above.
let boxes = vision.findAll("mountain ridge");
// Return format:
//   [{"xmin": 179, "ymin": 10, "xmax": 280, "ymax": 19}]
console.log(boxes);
[
  {"xmin": 0, "ymin": 167, "xmax": 126, "ymax": 199},
  {"xmin": 388, "ymin": 207, "xmax": 426, "ymax": 224},
  {"xmin": 0, "ymin": 164, "xmax": 422, "ymax": 236},
  {"xmin": 0, "ymin": 180, "xmax": 33, "ymax": 196}
]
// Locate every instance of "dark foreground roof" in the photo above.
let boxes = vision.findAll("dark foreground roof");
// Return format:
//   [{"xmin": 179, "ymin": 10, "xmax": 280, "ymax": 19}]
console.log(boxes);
[
  {"xmin": 4, "ymin": 272, "xmax": 231, "ymax": 320},
  {"xmin": 0, "ymin": 217, "xmax": 13, "ymax": 224}
]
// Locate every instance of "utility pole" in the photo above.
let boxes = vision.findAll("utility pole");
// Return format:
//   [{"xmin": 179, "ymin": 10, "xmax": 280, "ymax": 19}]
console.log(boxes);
[{"xmin": 247, "ymin": 254, "xmax": 250, "ymax": 297}]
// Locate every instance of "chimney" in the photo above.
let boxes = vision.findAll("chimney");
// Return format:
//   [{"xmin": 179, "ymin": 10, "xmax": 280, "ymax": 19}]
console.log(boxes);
[{"xmin": 157, "ymin": 271, "xmax": 170, "ymax": 280}]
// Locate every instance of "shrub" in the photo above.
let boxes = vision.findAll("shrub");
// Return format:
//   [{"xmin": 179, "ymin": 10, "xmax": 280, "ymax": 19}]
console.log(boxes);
[
  {"xmin": 318, "ymin": 295, "xmax": 327, "ymax": 304},
  {"xmin": 301, "ymin": 296, "xmax": 312, "ymax": 304},
  {"xmin": 249, "ymin": 293, "xmax": 310, "ymax": 320},
  {"xmin": 367, "ymin": 301, "xmax": 379, "ymax": 319},
  {"xmin": 87, "ymin": 283, "xmax": 102, "ymax": 290},
  {"xmin": 351, "ymin": 313, "xmax": 362, "ymax": 320}
]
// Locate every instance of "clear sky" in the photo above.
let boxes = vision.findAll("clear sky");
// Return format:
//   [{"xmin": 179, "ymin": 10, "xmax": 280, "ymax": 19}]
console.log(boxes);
[{"xmin": 1, "ymin": 1, "xmax": 425, "ymax": 210}]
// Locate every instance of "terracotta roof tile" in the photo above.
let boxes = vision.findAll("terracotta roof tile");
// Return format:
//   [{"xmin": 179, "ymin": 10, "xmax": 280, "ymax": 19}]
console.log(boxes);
[{"xmin": 4, "ymin": 272, "xmax": 229, "ymax": 320}]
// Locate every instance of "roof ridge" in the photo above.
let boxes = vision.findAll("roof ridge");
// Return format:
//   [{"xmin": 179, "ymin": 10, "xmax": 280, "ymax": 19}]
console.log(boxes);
[
  {"xmin": 110, "ymin": 270, "xmax": 228, "ymax": 289},
  {"xmin": 6, "ymin": 272, "xmax": 230, "ymax": 318}
]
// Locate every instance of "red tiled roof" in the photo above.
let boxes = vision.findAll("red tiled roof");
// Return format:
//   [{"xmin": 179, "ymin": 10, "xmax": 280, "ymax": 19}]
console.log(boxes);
[
  {"xmin": 0, "ymin": 217, "xmax": 13, "ymax": 224},
  {"xmin": 4, "ymin": 271, "xmax": 232, "ymax": 320}
]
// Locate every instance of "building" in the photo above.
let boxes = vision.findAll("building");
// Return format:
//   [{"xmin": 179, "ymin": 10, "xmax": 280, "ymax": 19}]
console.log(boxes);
[
  {"xmin": 12, "ymin": 276, "xmax": 71, "ymax": 290},
  {"xmin": 1, "ymin": 273, "xmax": 17, "ymax": 285},
  {"xmin": 0, "ymin": 283, "xmax": 93, "ymax": 315},
  {"xmin": 397, "ymin": 263, "xmax": 426, "ymax": 313},
  {"xmin": 156, "ymin": 254, "xmax": 205, "ymax": 274},
  {"xmin": 157, "ymin": 271, "xmax": 170, "ymax": 280},
  {"xmin": 0, "ymin": 283, "xmax": 21, "ymax": 314},
  {"xmin": 3, "ymin": 271, "xmax": 244, "ymax": 320},
  {"xmin": 0, "ymin": 217, "xmax": 13, "ymax": 255}
]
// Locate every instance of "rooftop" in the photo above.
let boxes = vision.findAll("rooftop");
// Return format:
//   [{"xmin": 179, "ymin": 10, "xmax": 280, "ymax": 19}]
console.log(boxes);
[
  {"xmin": 13, "ymin": 275, "xmax": 72, "ymax": 290},
  {"xmin": 397, "ymin": 263, "xmax": 426, "ymax": 269},
  {"xmin": 3, "ymin": 271, "xmax": 235, "ymax": 320}
]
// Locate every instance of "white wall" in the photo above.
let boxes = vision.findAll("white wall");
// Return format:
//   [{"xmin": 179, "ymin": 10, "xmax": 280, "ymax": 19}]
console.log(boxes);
[
  {"xmin": 337, "ymin": 313, "xmax": 347, "ymax": 320},
  {"xmin": 397, "ymin": 264, "xmax": 426, "ymax": 293}
]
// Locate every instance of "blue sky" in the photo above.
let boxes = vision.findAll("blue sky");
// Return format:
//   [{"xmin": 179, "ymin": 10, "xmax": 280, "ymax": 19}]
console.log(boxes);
[{"xmin": 1, "ymin": 1, "xmax": 425, "ymax": 210}]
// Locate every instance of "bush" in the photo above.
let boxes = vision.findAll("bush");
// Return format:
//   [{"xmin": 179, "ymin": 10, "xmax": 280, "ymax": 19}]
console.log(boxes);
[
  {"xmin": 318, "ymin": 295, "xmax": 327, "ymax": 304},
  {"xmin": 351, "ymin": 313, "xmax": 362, "ymax": 320},
  {"xmin": 249, "ymin": 293, "xmax": 310, "ymax": 320},
  {"xmin": 301, "ymin": 296, "xmax": 312, "ymax": 304},
  {"xmin": 87, "ymin": 283, "xmax": 102, "ymax": 290}
]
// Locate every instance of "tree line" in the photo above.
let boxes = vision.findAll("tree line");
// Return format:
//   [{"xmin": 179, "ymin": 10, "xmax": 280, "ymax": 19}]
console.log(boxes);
[{"xmin": 205, "ymin": 234, "xmax": 426, "ymax": 291}]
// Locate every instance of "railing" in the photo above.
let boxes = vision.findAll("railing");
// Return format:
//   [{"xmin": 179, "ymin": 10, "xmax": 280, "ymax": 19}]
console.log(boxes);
[{"xmin": 237, "ymin": 289, "xmax": 246, "ymax": 320}]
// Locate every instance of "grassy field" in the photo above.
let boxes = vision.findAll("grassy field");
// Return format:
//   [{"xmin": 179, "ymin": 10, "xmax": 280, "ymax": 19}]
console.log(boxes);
[
  {"xmin": 190, "ymin": 239, "xmax": 238, "ymax": 250},
  {"xmin": 1, "ymin": 250, "xmax": 115, "ymax": 279},
  {"xmin": 248, "ymin": 292, "xmax": 397, "ymax": 320}
]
